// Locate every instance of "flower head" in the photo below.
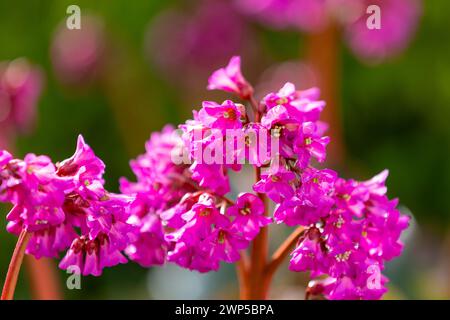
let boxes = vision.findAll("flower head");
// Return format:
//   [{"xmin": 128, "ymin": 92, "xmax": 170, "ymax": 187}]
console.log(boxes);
[
  {"xmin": 207, "ymin": 56, "xmax": 254, "ymax": 99},
  {"xmin": 228, "ymin": 193, "xmax": 271, "ymax": 240}
]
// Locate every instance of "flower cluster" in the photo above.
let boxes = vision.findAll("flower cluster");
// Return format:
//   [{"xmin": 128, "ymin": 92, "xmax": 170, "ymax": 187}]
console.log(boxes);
[
  {"xmin": 234, "ymin": 0, "xmax": 421, "ymax": 61},
  {"xmin": 120, "ymin": 125, "xmax": 271, "ymax": 272},
  {"xmin": 283, "ymin": 169, "xmax": 409, "ymax": 299},
  {"xmin": 1, "ymin": 56, "xmax": 409, "ymax": 300},
  {"xmin": 1, "ymin": 136, "xmax": 135, "ymax": 276},
  {"xmin": 118, "ymin": 56, "xmax": 409, "ymax": 298}
]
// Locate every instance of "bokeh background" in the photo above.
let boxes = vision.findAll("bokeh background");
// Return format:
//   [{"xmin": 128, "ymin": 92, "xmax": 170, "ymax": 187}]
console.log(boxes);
[{"xmin": 0, "ymin": 0, "xmax": 449, "ymax": 299}]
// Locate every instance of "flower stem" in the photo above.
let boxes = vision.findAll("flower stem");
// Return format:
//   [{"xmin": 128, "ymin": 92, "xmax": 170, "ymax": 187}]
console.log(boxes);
[
  {"xmin": 246, "ymin": 98, "xmax": 270, "ymax": 299},
  {"xmin": 1, "ymin": 229, "xmax": 31, "ymax": 300},
  {"xmin": 236, "ymin": 252, "xmax": 250, "ymax": 299},
  {"xmin": 306, "ymin": 21, "xmax": 344, "ymax": 164},
  {"xmin": 25, "ymin": 256, "xmax": 62, "ymax": 299}
]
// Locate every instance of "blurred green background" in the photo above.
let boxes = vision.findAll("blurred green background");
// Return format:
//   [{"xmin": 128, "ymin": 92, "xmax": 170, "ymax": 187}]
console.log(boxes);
[{"xmin": 0, "ymin": 0, "xmax": 449, "ymax": 299}]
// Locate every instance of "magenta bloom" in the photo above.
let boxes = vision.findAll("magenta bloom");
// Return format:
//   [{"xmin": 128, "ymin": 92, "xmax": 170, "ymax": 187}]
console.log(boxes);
[
  {"xmin": 56, "ymin": 135, "xmax": 105, "ymax": 182},
  {"xmin": 207, "ymin": 56, "xmax": 254, "ymax": 99},
  {"xmin": 200, "ymin": 100, "xmax": 245, "ymax": 130},
  {"xmin": 228, "ymin": 193, "xmax": 272, "ymax": 240},
  {"xmin": 288, "ymin": 170, "xmax": 409, "ymax": 299},
  {"xmin": 51, "ymin": 15, "xmax": 105, "ymax": 85},
  {"xmin": 345, "ymin": 0, "xmax": 421, "ymax": 61},
  {"xmin": 164, "ymin": 193, "xmax": 249, "ymax": 272},
  {"xmin": 262, "ymin": 83, "xmax": 324, "ymax": 120},
  {"xmin": 146, "ymin": 1, "xmax": 251, "ymax": 87},
  {"xmin": 253, "ymin": 167, "xmax": 296, "ymax": 203},
  {"xmin": 275, "ymin": 168, "xmax": 337, "ymax": 226},
  {"xmin": 125, "ymin": 213, "xmax": 167, "ymax": 267},
  {"xmin": 190, "ymin": 162, "xmax": 231, "ymax": 196},
  {"xmin": 234, "ymin": 0, "xmax": 327, "ymax": 32},
  {"xmin": 3, "ymin": 153, "xmax": 71, "ymax": 232},
  {"xmin": 260, "ymin": 83, "xmax": 329, "ymax": 161},
  {"xmin": 235, "ymin": 0, "xmax": 421, "ymax": 61},
  {"xmin": 289, "ymin": 228, "xmax": 325, "ymax": 273},
  {"xmin": 0, "ymin": 56, "xmax": 409, "ymax": 299},
  {"xmin": 0, "ymin": 59, "xmax": 43, "ymax": 145},
  {"xmin": 59, "ymin": 234, "xmax": 127, "ymax": 276},
  {"xmin": 293, "ymin": 122, "xmax": 330, "ymax": 168},
  {"xmin": 1, "ymin": 135, "xmax": 137, "ymax": 276},
  {"xmin": 202, "ymin": 227, "xmax": 249, "ymax": 263}
]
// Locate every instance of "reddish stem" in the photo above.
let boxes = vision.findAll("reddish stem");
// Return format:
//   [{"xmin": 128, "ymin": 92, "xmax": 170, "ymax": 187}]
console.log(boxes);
[
  {"xmin": 245, "ymin": 97, "xmax": 270, "ymax": 299},
  {"xmin": 25, "ymin": 256, "xmax": 62, "ymax": 300},
  {"xmin": 306, "ymin": 21, "xmax": 344, "ymax": 164},
  {"xmin": 236, "ymin": 95, "xmax": 309, "ymax": 299},
  {"xmin": 1, "ymin": 229, "xmax": 31, "ymax": 300},
  {"xmin": 236, "ymin": 252, "xmax": 250, "ymax": 299}
]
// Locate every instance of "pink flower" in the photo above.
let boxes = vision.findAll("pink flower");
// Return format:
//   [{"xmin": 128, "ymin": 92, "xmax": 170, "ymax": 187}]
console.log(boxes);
[
  {"xmin": 190, "ymin": 162, "xmax": 231, "ymax": 196},
  {"xmin": 289, "ymin": 227, "xmax": 325, "ymax": 273},
  {"xmin": 275, "ymin": 168, "xmax": 337, "ymax": 226},
  {"xmin": 1, "ymin": 135, "xmax": 137, "ymax": 276},
  {"xmin": 228, "ymin": 193, "xmax": 272, "ymax": 240},
  {"xmin": 235, "ymin": 0, "xmax": 421, "ymax": 61},
  {"xmin": 345, "ymin": 0, "xmax": 421, "ymax": 61},
  {"xmin": 293, "ymin": 122, "xmax": 330, "ymax": 168},
  {"xmin": 200, "ymin": 100, "xmax": 245, "ymax": 130},
  {"xmin": 51, "ymin": 15, "xmax": 105, "ymax": 85},
  {"xmin": 3, "ymin": 153, "xmax": 72, "ymax": 232},
  {"xmin": 56, "ymin": 135, "xmax": 105, "ymax": 182},
  {"xmin": 288, "ymin": 170, "xmax": 409, "ymax": 299},
  {"xmin": 0, "ymin": 58, "xmax": 43, "ymax": 136},
  {"xmin": 253, "ymin": 167, "xmax": 296, "ymax": 203},
  {"xmin": 263, "ymin": 83, "xmax": 324, "ymax": 118},
  {"xmin": 167, "ymin": 241, "xmax": 219, "ymax": 273},
  {"xmin": 202, "ymin": 227, "xmax": 249, "ymax": 263},
  {"xmin": 125, "ymin": 213, "xmax": 167, "ymax": 267},
  {"xmin": 59, "ymin": 234, "xmax": 127, "ymax": 276},
  {"xmin": 171, "ymin": 194, "xmax": 229, "ymax": 242},
  {"xmin": 234, "ymin": 0, "xmax": 328, "ymax": 32},
  {"xmin": 207, "ymin": 56, "xmax": 254, "ymax": 99}
]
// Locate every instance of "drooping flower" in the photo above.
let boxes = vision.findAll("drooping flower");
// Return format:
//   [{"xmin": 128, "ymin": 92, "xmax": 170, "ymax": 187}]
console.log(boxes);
[
  {"xmin": 3, "ymin": 153, "xmax": 72, "ymax": 232},
  {"xmin": 201, "ymin": 227, "xmax": 249, "ymax": 264},
  {"xmin": 1, "ymin": 135, "xmax": 137, "ymax": 276},
  {"xmin": 274, "ymin": 168, "xmax": 337, "ymax": 226},
  {"xmin": 253, "ymin": 166, "xmax": 296, "ymax": 203},
  {"xmin": 207, "ymin": 56, "xmax": 254, "ymax": 99},
  {"xmin": 228, "ymin": 193, "xmax": 272, "ymax": 240},
  {"xmin": 125, "ymin": 212, "xmax": 167, "ymax": 267},
  {"xmin": 59, "ymin": 234, "xmax": 128, "ymax": 276},
  {"xmin": 288, "ymin": 170, "xmax": 409, "ymax": 300}
]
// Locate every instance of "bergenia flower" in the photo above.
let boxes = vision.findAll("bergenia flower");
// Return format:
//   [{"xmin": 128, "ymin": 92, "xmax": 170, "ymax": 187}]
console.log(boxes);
[
  {"xmin": 235, "ymin": 0, "xmax": 421, "ymax": 62},
  {"xmin": 1, "ymin": 135, "xmax": 136, "ymax": 276},
  {"xmin": 345, "ymin": 0, "xmax": 421, "ymax": 61},
  {"xmin": 207, "ymin": 56, "xmax": 254, "ymax": 99},
  {"xmin": 51, "ymin": 15, "xmax": 105, "ymax": 85},
  {"xmin": 288, "ymin": 170, "xmax": 409, "ymax": 299},
  {"xmin": 253, "ymin": 166, "xmax": 296, "ymax": 203},
  {"xmin": 0, "ymin": 58, "xmax": 43, "ymax": 148},
  {"xmin": 200, "ymin": 100, "xmax": 246, "ymax": 130},
  {"xmin": 228, "ymin": 193, "xmax": 272, "ymax": 240},
  {"xmin": 0, "ymin": 56, "xmax": 409, "ymax": 301}
]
